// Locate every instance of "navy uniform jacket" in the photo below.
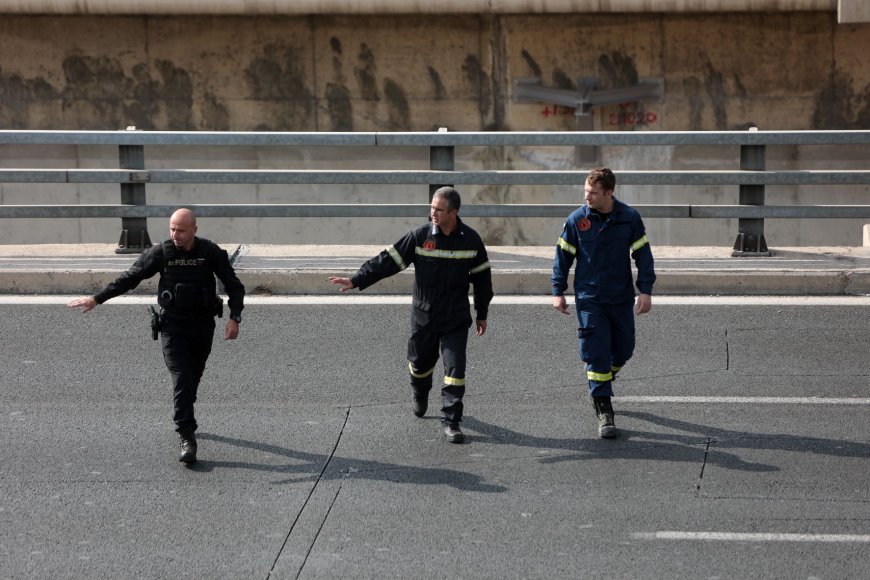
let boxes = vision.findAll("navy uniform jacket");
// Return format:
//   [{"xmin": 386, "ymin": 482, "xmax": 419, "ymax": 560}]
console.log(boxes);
[
  {"xmin": 551, "ymin": 198, "xmax": 656, "ymax": 303},
  {"xmin": 351, "ymin": 219, "xmax": 493, "ymax": 325},
  {"xmin": 94, "ymin": 237, "xmax": 245, "ymax": 319}
]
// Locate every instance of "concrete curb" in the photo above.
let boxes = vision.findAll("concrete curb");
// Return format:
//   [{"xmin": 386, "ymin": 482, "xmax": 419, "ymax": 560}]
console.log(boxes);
[{"xmin": 3, "ymin": 268, "xmax": 870, "ymax": 296}]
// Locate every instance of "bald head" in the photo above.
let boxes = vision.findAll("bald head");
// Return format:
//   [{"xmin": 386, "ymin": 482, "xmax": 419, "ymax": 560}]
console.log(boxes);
[
  {"xmin": 171, "ymin": 208, "xmax": 197, "ymax": 226},
  {"xmin": 169, "ymin": 208, "xmax": 198, "ymax": 251}
]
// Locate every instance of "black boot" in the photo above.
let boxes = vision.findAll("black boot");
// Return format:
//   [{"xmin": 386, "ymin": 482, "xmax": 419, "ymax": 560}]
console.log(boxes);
[
  {"xmin": 412, "ymin": 391, "xmax": 428, "ymax": 417},
  {"xmin": 179, "ymin": 434, "xmax": 197, "ymax": 463},
  {"xmin": 591, "ymin": 396, "xmax": 617, "ymax": 438}
]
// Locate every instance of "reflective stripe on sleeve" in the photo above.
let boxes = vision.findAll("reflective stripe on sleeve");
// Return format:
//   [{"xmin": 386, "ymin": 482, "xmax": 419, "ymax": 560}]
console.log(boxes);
[
  {"xmin": 388, "ymin": 245, "xmax": 407, "ymax": 270},
  {"xmin": 557, "ymin": 236, "xmax": 577, "ymax": 255},
  {"xmin": 631, "ymin": 235, "xmax": 649, "ymax": 252},
  {"xmin": 415, "ymin": 247, "xmax": 478, "ymax": 260},
  {"xmin": 408, "ymin": 362, "xmax": 435, "ymax": 379},
  {"xmin": 587, "ymin": 370, "xmax": 613, "ymax": 382},
  {"xmin": 444, "ymin": 376, "xmax": 466, "ymax": 386},
  {"xmin": 469, "ymin": 261, "xmax": 491, "ymax": 274}
]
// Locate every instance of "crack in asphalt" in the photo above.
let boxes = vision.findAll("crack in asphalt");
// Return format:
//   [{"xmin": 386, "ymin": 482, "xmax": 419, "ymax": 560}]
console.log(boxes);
[{"xmin": 266, "ymin": 406, "xmax": 351, "ymax": 580}]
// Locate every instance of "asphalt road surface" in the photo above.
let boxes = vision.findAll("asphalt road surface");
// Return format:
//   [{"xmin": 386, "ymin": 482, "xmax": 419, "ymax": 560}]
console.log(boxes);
[{"xmin": 2, "ymin": 297, "xmax": 869, "ymax": 579}]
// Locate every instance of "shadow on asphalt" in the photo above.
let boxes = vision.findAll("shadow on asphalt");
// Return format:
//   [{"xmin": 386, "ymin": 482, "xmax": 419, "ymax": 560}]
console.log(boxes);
[
  {"xmin": 462, "ymin": 415, "xmax": 778, "ymax": 472},
  {"xmin": 189, "ymin": 432, "xmax": 509, "ymax": 493},
  {"xmin": 621, "ymin": 410, "xmax": 869, "ymax": 461}
]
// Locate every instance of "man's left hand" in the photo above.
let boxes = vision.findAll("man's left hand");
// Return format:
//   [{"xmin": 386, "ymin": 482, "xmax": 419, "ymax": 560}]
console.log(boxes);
[
  {"xmin": 475, "ymin": 319, "xmax": 487, "ymax": 336},
  {"xmin": 225, "ymin": 319, "xmax": 240, "ymax": 340},
  {"xmin": 634, "ymin": 293, "xmax": 652, "ymax": 315}
]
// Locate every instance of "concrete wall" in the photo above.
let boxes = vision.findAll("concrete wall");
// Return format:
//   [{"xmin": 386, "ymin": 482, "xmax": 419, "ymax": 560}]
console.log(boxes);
[{"xmin": 1, "ymin": 12, "xmax": 869, "ymax": 246}]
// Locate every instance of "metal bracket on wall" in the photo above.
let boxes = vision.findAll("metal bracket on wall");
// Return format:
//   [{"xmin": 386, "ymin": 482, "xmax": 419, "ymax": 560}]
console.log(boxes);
[{"xmin": 513, "ymin": 77, "xmax": 663, "ymax": 116}]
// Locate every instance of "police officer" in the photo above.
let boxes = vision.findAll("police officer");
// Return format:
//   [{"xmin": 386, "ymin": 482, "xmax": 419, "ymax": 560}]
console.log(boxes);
[
  {"xmin": 68, "ymin": 208, "xmax": 245, "ymax": 463},
  {"xmin": 329, "ymin": 186, "xmax": 493, "ymax": 444},
  {"xmin": 551, "ymin": 168, "xmax": 655, "ymax": 438}
]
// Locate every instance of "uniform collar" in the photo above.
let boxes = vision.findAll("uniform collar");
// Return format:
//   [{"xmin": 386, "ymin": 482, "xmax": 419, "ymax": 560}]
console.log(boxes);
[{"xmin": 433, "ymin": 217, "xmax": 464, "ymax": 236}]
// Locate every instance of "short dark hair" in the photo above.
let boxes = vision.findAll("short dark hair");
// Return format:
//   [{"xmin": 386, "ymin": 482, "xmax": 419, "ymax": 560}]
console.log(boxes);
[
  {"xmin": 433, "ymin": 186, "xmax": 461, "ymax": 212},
  {"xmin": 587, "ymin": 167, "xmax": 616, "ymax": 192}
]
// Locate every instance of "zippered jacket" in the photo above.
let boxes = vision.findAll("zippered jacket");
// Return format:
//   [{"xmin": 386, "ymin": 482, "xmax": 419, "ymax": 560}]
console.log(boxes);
[
  {"xmin": 351, "ymin": 219, "xmax": 493, "ymax": 323},
  {"xmin": 94, "ymin": 237, "xmax": 245, "ymax": 318},
  {"xmin": 551, "ymin": 198, "xmax": 655, "ymax": 303}
]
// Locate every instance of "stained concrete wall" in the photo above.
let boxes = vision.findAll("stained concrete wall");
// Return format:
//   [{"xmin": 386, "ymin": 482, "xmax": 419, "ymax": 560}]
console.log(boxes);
[{"xmin": 1, "ymin": 12, "xmax": 869, "ymax": 246}]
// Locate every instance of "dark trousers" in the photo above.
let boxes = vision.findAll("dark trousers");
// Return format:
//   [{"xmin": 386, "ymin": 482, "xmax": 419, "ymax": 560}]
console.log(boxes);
[
  {"xmin": 407, "ymin": 319, "xmax": 470, "ymax": 425},
  {"xmin": 576, "ymin": 299, "xmax": 635, "ymax": 397},
  {"xmin": 160, "ymin": 315, "xmax": 215, "ymax": 436}
]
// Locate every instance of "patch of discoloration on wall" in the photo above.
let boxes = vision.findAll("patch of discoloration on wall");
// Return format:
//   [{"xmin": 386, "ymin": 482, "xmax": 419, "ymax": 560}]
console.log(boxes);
[
  {"xmin": 156, "ymin": 60, "xmax": 194, "ymax": 129},
  {"xmin": 463, "ymin": 55, "xmax": 492, "ymax": 123},
  {"xmin": 327, "ymin": 83, "xmax": 353, "ymax": 130},
  {"xmin": 201, "ymin": 91, "xmax": 230, "ymax": 130},
  {"xmin": 552, "ymin": 68, "xmax": 576, "ymax": 90},
  {"xmin": 127, "ymin": 62, "xmax": 159, "ymax": 129},
  {"xmin": 520, "ymin": 49, "xmax": 543, "ymax": 79},
  {"xmin": 61, "ymin": 53, "xmax": 135, "ymax": 128},
  {"xmin": 598, "ymin": 51, "xmax": 638, "ymax": 89},
  {"xmin": 486, "ymin": 15, "xmax": 507, "ymax": 131},
  {"xmin": 355, "ymin": 43, "xmax": 379, "ymax": 101},
  {"xmin": 680, "ymin": 55, "xmax": 729, "ymax": 131},
  {"xmin": 326, "ymin": 36, "xmax": 353, "ymax": 131},
  {"xmin": 62, "ymin": 54, "xmax": 132, "ymax": 102},
  {"xmin": 813, "ymin": 71, "xmax": 870, "ymax": 129},
  {"xmin": 0, "ymin": 67, "xmax": 58, "ymax": 128},
  {"xmin": 701, "ymin": 56, "xmax": 727, "ymax": 130},
  {"xmin": 383, "ymin": 78, "xmax": 410, "ymax": 130},
  {"xmin": 683, "ymin": 76, "xmax": 705, "ymax": 130},
  {"xmin": 428, "ymin": 66, "xmax": 447, "ymax": 99},
  {"xmin": 245, "ymin": 43, "xmax": 313, "ymax": 130}
]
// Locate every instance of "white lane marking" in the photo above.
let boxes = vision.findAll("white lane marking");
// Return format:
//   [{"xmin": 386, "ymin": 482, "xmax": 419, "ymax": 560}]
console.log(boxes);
[
  {"xmin": 633, "ymin": 532, "xmax": 870, "ymax": 543},
  {"xmin": 5, "ymin": 295, "xmax": 870, "ymax": 305},
  {"xmin": 619, "ymin": 396, "xmax": 870, "ymax": 405}
]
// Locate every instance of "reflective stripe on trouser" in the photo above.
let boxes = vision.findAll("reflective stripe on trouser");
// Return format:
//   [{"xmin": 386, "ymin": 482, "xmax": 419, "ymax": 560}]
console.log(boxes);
[
  {"xmin": 576, "ymin": 299, "xmax": 635, "ymax": 397},
  {"xmin": 160, "ymin": 314, "xmax": 216, "ymax": 436},
  {"xmin": 407, "ymin": 320, "xmax": 470, "ymax": 424}
]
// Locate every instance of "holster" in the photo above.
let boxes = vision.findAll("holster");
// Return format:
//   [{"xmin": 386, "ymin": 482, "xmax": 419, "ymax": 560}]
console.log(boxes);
[{"xmin": 149, "ymin": 306, "xmax": 162, "ymax": 340}]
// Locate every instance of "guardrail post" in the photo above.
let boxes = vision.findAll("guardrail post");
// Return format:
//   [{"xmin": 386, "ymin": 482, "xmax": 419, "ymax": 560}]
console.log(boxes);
[
  {"xmin": 116, "ymin": 134, "xmax": 152, "ymax": 254},
  {"xmin": 732, "ymin": 132, "xmax": 770, "ymax": 256},
  {"xmin": 428, "ymin": 127, "xmax": 454, "ymax": 200}
]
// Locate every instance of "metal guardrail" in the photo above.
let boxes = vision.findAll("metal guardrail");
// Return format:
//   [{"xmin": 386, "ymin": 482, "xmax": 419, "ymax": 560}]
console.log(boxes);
[{"xmin": 2, "ymin": 129, "xmax": 870, "ymax": 254}]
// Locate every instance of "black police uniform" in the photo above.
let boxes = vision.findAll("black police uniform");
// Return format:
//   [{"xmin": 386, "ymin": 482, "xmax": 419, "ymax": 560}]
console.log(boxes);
[
  {"xmin": 350, "ymin": 218, "xmax": 493, "ymax": 426},
  {"xmin": 93, "ymin": 237, "xmax": 245, "ymax": 437}
]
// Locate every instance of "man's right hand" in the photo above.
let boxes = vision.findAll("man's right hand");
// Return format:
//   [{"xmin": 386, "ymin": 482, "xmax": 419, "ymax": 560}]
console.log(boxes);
[
  {"xmin": 67, "ymin": 297, "xmax": 97, "ymax": 313},
  {"xmin": 328, "ymin": 276, "xmax": 355, "ymax": 293},
  {"xmin": 552, "ymin": 295, "xmax": 570, "ymax": 315}
]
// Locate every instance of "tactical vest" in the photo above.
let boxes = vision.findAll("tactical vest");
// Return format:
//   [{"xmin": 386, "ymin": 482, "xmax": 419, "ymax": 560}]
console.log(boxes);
[{"xmin": 157, "ymin": 239, "xmax": 218, "ymax": 315}]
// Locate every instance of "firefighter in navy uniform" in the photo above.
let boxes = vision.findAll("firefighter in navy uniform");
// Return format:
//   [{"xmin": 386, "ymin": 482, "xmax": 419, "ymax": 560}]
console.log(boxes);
[
  {"xmin": 329, "ymin": 186, "xmax": 493, "ymax": 443},
  {"xmin": 551, "ymin": 168, "xmax": 655, "ymax": 438},
  {"xmin": 68, "ymin": 208, "xmax": 245, "ymax": 463}
]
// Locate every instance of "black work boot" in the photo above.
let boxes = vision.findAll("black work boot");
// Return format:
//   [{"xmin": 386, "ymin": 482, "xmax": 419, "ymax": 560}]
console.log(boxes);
[
  {"xmin": 591, "ymin": 396, "xmax": 617, "ymax": 439},
  {"xmin": 443, "ymin": 423, "xmax": 465, "ymax": 444},
  {"xmin": 412, "ymin": 393, "xmax": 428, "ymax": 418},
  {"xmin": 179, "ymin": 434, "xmax": 197, "ymax": 463}
]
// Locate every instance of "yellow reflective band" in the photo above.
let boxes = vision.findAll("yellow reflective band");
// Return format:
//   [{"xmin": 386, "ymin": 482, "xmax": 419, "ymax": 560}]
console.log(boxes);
[
  {"xmin": 587, "ymin": 370, "xmax": 613, "ymax": 382},
  {"xmin": 388, "ymin": 245, "xmax": 407, "ymax": 270},
  {"xmin": 444, "ymin": 376, "xmax": 466, "ymax": 386},
  {"xmin": 557, "ymin": 236, "xmax": 576, "ymax": 255},
  {"xmin": 631, "ymin": 235, "xmax": 649, "ymax": 252},
  {"xmin": 611, "ymin": 365, "xmax": 622, "ymax": 372},
  {"xmin": 469, "ymin": 261, "xmax": 491, "ymax": 274},
  {"xmin": 408, "ymin": 363, "xmax": 435, "ymax": 379},
  {"xmin": 415, "ymin": 247, "xmax": 478, "ymax": 260}
]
